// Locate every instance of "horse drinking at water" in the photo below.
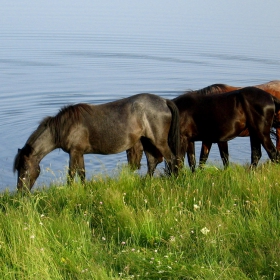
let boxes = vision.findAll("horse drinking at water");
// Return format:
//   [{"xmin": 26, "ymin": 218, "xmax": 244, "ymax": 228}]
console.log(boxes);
[
  {"xmin": 14, "ymin": 93, "xmax": 180, "ymax": 191},
  {"xmin": 127, "ymin": 87, "xmax": 280, "ymax": 173}
]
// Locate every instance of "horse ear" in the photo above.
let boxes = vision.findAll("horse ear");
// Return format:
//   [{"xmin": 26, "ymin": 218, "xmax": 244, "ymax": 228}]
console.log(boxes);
[
  {"xmin": 13, "ymin": 150, "xmax": 20, "ymax": 173},
  {"xmin": 13, "ymin": 148, "xmax": 23, "ymax": 172}
]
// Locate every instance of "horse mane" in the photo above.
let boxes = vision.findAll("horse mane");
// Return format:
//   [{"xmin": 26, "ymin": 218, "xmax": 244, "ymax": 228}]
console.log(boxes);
[
  {"xmin": 14, "ymin": 103, "xmax": 93, "ymax": 172},
  {"xmin": 185, "ymin": 84, "xmax": 231, "ymax": 95},
  {"xmin": 173, "ymin": 84, "xmax": 231, "ymax": 103},
  {"xmin": 27, "ymin": 103, "xmax": 93, "ymax": 147}
]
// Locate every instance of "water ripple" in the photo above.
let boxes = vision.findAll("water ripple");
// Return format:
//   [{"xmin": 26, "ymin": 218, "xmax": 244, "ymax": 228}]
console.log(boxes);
[
  {"xmin": 63, "ymin": 51, "xmax": 211, "ymax": 66},
  {"xmin": 0, "ymin": 32, "xmax": 278, "ymax": 191},
  {"xmin": 0, "ymin": 58, "xmax": 60, "ymax": 67}
]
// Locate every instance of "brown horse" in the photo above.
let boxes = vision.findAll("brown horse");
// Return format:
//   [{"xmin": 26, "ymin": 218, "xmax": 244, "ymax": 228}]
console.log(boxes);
[
  {"xmin": 14, "ymin": 93, "xmax": 180, "ymax": 191},
  {"xmin": 127, "ymin": 84, "xmax": 280, "ymax": 173},
  {"xmin": 198, "ymin": 80, "xmax": 280, "ymax": 167}
]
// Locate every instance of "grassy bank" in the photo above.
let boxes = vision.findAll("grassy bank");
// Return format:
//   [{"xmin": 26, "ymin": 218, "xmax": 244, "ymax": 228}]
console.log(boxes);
[{"xmin": 0, "ymin": 163, "xmax": 280, "ymax": 279}]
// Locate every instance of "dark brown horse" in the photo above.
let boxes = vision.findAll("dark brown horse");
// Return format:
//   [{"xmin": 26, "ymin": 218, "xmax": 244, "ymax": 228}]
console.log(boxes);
[
  {"xmin": 127, "ymin": 86, "xmax": 280, "ymax": 173},
  {"xmin": 14, "ymin": 93, "xmax": 180, "ymax": 191},
  {"xmin": 198, "ymin": 80, "xmax": 280, "ymax": 167}
]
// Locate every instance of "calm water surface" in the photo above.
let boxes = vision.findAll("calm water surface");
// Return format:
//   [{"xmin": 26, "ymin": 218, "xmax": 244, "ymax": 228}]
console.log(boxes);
[{"xmin": 1, "ymin": 30, "xmax": 279, "ymax": 191}]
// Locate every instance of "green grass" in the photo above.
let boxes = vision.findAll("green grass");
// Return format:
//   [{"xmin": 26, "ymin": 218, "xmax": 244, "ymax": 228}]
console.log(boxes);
[{"xmin": 1, "ymin": 163, "xmax": 280, "ymax": 279}]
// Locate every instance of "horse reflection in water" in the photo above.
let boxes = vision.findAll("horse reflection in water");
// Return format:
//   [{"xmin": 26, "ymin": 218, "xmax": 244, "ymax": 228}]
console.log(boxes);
[
  {"xmin": 127, "ymin": 84, "xmax": 280, "ymax": 173},
  {"xmin": 14, "ymin": 93, "xmax": 180, "ymax": 191}
]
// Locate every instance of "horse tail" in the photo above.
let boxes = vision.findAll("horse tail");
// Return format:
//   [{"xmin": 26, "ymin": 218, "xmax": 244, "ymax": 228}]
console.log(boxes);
[
  {"xmin": 166, "ymin": 99, "xmax": 180, "ymax": 158},
  {"xmin": 269, "ymin": 96, "xmax": 280, "ymax": 142},
  {"xmin": 270, "ymin": 95, "xmax": 280, "ymax": 127},
  {"xmin": 272, "ymin": 95, "xmax": 280, "ymax": 114}
]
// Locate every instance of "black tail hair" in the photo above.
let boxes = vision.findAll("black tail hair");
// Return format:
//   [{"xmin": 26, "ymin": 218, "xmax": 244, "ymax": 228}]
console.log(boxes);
[
  {"xmin": 271, "ymin": 95, "xmax": 280, "ymax": 128},
  {"xmin": 166, "ymin": 99, "xmax": 180, "ymax": 158},
  {"xmin": 270, "ymin": 95, "xmax": 280, "ymax": 140}
]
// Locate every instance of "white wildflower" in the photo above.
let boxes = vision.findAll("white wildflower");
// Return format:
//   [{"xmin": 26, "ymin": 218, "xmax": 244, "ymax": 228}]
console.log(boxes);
[
  {"xmin": 200, "ymin": 227, "xmax": 210, "ymax": 235},
  {"xmin": 193, "ymin": 204, "xmax": 200, "ymax": 210}
]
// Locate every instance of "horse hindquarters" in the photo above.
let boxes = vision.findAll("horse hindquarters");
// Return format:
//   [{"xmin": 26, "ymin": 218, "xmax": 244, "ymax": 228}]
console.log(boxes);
[
  {"xmin": 141, "ymin": 99, "xmax": 180, "ymax": 176},
  {"xmin": 126, "ymin": 98, "xmax": 180, "ymax": 176}
]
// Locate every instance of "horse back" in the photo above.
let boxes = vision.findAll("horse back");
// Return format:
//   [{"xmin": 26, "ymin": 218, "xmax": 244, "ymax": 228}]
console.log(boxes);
[
  {"xmin": 174, "ymin": 92, "xmax": 244, "ymax": 141},
  {"xmin": 68, "ymin": 93, "xmax": 172, "ymax": 154},
  {"xmin": 238, "ymin": 87, "xmax": 276, "ymax": 110},
  {"xmin": 255, "ymin": 80, "xmax": 280, "ymax": 99}
]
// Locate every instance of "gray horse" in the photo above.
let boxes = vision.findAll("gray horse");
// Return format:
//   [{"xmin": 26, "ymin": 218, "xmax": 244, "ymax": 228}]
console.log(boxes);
[{"xmin": 14, "ymin": 93, "xmax": 180, "ymax": 191}]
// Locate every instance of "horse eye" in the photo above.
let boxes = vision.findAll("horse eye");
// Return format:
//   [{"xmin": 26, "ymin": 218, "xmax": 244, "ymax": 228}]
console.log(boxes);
[{"xmin": 23, "ymin": 163, "xmax": 29, "ymax": 171}]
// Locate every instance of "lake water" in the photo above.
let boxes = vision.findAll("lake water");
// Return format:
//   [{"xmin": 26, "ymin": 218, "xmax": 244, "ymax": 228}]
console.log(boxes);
[{"xmin": 1, "ymin": 2, "xmax": 280, "ymax": 191}]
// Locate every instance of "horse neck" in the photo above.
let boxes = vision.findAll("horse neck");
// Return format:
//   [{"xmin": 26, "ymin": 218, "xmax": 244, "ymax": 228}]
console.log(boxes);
[{"xmin": 28, "ymin": 126, "xmax": 57, "ymax": 163}]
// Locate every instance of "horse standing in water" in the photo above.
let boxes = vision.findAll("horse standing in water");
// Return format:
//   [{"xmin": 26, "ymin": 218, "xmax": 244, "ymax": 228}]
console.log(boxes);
[
  {"xmin": 14, "ymin": 93, "xmax": 180, "ymax": 191},
  {"xmin": 127, "ymin": 86, "xmax": 280, "ymax": 173}
]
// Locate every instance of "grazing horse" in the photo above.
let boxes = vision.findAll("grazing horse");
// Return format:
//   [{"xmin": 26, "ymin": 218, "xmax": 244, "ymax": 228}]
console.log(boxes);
[
  {"xmin": 127, "ymin": 86, "xmax": 280, "ymax": 173},
  {"xmin": 14, "ymin": 93, "xmax": 180, "ymax": 191}
]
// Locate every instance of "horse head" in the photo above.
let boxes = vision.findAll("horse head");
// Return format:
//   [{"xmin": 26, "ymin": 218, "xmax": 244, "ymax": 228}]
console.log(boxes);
[{"xmin": 13, "ymin": 145, "xmax": 40, "ymax": 191}]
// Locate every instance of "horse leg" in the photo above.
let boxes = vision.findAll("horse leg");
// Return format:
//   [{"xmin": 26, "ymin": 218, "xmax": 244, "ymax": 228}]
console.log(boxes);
[
  {"xmin": 217, "ymin": 142, "xmax": 229, "ymax": 168},
  {"xmin": 276, "ymin": 127, "xmax": 280, "ymax": 151},
  {"xmin": 249, "ymin": 134, "xmax": 262, "ymax": 168},
  {"xmin": 186, "ymin": 141, "xmax": 196, "ymax": 172},
  {"xmin": 126, "ymin": 140, "xmax": 143, "ymax": 170},
  {"xmin": 144, "ymin": 150, "xmax": 162, "ymax": 176},
  {"xmin": 68, "ymin": 151, "xmax": 85, "ymax": 184},
  {"xmin": 149, "ymin": 141, "xmax": 177, "ymax": 176},
  {"xmin": 260, "ymin": 134, "xmax": 279, "ymax": 163},
  {"xmin": 161, "ymin": 149, "xmax": 176, "ymax": 175},
  {"xmin": 141, "ymin": 138, "xmax": 164, "ymax": 175},
  {"xmin": 199, "ymin": 141, "xmax": 212, "ymax": 168}
]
